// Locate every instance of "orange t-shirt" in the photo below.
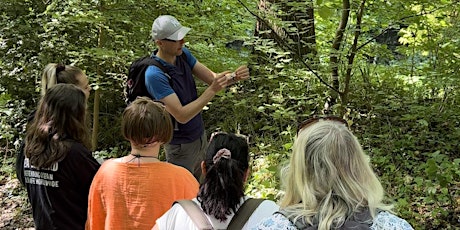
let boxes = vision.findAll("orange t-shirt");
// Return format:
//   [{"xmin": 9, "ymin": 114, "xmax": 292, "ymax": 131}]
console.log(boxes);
[{"xmin": 86, "ymin": 159, "xmax": 199, "ymax": 230}]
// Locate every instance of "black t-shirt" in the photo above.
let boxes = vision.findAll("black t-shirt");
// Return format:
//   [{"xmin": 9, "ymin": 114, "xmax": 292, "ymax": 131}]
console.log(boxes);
[
  {"xmin": 24, "ymin": 142, "xmax": 100, "ymax": 230},
  {"xmin": 15, "ymin": 110, "xmax": 36, "ymax": 186}
]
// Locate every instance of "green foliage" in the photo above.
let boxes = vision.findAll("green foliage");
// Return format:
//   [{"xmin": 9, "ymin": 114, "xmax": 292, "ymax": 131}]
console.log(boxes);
[
  {"xmin": 0, "ymin": 93, "xmax": 28, "ymax": 152},
  {"xmin": 1, "ymin": 0, "xmax": 460, "ymax": 228},
  {"xmin": 350, "ymin": 66, "xmax": 460, "ymax": 228},
  {"xmin": 93, "ymin": 147, "xmax": 127, "ymax": 161}
]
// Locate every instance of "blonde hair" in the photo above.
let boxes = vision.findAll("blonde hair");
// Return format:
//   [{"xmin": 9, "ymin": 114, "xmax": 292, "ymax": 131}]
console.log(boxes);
[
  {"xmin": 41, "ymin": 63, "xmax": 83, "ymax": 96},
  {"xmin": 122, "ymin": 97, "xmax": 173, "ymax": 146},
  {"xmin": 280, "ymin": 120, "xmax": 392, "ymax": 229}
]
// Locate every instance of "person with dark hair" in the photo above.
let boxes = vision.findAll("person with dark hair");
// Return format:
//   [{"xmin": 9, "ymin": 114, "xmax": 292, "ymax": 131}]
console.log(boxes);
[
  {"xmin": 16, "ymin": 63, "xmax": 92, "ymax": 186},
  {"xmin": 86, "ymin": 97, "xmax": 199, "ymax": 230},
  {"xmin": 153, "ymin": 132, "xmax": 279, "ymax": 230},
  {"xmin": 23, "ymin": 84, "xmax": 100, "ymax": 230},
  {"xmin": 254, "ymin": 117, "xmax": 413, "ymax": 229}
]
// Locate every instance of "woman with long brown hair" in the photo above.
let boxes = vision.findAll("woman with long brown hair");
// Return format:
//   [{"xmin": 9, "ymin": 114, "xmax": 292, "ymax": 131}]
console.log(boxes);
[
  {"xmin": 16, "ymin": 63, "xmax": 92, "ymax": 186},
  {"xmin": 23, "ymin": 84, "xmax": 99, "ymax": 230}
]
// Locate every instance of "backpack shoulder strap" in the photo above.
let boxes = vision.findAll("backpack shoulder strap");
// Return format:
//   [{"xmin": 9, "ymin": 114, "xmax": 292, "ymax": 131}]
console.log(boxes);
[
  {"xmin": 142, "ymin": 56, "xmax": 168, "ymax": 74},
  {"xmin": 137, "ymin": 56, "xmax": 173, "ymax": 89},
  {"xmin": 175, "ymin": 200, "xmax": 213, "ymax": 230},
  {"xmin": 227, "ymin": 198, "xmax": 264, "ymax": 230},
  {"xmin": 275, "ymin": 210, "xmax": 374, "ymax": 229}
]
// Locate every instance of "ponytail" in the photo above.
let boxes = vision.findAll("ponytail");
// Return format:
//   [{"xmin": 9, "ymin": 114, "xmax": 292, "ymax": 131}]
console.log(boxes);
[
  {"xmin": 41, "ymin": 63, "xmax": 83, "ymax": 96},
  {"xmin": 197, "ymin": 133, "xmax": 249, "ymax": 221}
]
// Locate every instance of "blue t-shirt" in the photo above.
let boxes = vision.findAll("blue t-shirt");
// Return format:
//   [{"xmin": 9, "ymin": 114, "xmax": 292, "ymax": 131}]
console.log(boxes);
[{"xmin": 144, "ymin": 47, "xmax": 204, "ymax": 144}]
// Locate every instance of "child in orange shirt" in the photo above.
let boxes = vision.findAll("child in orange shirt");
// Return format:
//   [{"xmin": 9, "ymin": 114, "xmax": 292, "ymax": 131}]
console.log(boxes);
[{"xmin": 86, "ymin": 97, "xmax": 199, "ymax": 230}]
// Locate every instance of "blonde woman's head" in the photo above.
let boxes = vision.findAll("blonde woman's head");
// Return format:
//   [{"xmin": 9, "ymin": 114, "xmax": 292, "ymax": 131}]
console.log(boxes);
[
  {"xmin": 280, "ymin": 118, "xmax": 391, "ymax": 228},
  {"xmin": 41, "ymin": 63, "xmax": 91, "ymax": 98}
]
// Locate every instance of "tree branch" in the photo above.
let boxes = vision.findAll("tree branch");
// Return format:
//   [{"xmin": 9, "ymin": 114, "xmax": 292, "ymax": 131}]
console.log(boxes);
[
  {"xmin": 343, "ymin": 0, "xmax": 366, "ymax": 104},
  {"xmin": 237, "ymin": 0, "xmax": 339, "ymax": 93},
  {"xmin": 330, "ymin": 0, "xmax": 350, "ymax": 93}
]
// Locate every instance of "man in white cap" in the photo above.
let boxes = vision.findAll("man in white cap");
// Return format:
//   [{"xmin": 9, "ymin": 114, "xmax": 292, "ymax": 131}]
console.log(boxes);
[{"xmin": 146, "ymin": 15, "xmax": 250, "ymax": 179}]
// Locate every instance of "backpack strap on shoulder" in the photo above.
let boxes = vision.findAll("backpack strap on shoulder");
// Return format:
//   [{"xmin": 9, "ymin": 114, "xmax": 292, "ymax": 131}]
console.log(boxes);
[
  {"xmin": 147, "ymin": 57, "xmax": 168, "ymax": 73},
  {"xmin": 175, "ymin": 200, "xmax": 213, "ymax": 230},
  {"xmin": 227, "ymin": 198, "xmax": 264, "ymax": 230},
  {"xmin": 147, "ymin": 56, "xmax": 174, "ymax": 86},
  {"xmin": 276, "ymin": 209, "xmax": 374, "ymax": 229}
]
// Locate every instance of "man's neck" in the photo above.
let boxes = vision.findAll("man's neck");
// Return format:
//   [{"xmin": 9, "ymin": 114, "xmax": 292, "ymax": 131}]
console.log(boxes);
[{"xmin": 156, "ymin": 50, "xmax": 176, "ymax": 65}]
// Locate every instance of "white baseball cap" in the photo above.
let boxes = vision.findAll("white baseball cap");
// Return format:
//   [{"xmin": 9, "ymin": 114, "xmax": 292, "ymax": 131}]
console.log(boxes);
[{"xmin": 151, "ymin": 15, "xmax": 191, "ymax": 41}]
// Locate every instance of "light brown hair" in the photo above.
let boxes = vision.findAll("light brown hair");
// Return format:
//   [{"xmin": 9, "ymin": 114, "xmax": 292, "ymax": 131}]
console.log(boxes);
[
  {"xmin": 41, "ymin": 63, "xmax": 84, "ymax": 96},
  {"xmin": 122, "ymin": 97, "xmax": 173, "ymax": 146}
]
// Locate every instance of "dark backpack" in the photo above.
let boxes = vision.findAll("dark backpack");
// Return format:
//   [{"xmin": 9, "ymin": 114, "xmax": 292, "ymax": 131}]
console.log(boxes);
[
  {"xmin": 276, "ymin": 209, "xmax": 374, "ymax": 230},
  {"xmin": 125, "ymin": 52, "xmax": 186, "ymax": 104}
]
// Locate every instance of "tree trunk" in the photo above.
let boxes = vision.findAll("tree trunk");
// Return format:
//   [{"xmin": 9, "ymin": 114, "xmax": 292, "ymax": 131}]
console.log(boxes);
[
  {"xmin": 91, "ymin": 88, "xmax": 100, "ymax": 151},
  {"xmin": 342, "ymin": 0, "xmax": 366, "ymax": 106},
  {"xmin": 279, "ymin": 0, "xmax": 317, "ymax": 59},
  {"xmin": 91, "ymin": 2, "xmax": 105, "ymax": 151},
  {"xmin": 256, "ymin": 0, "xmax": 317, "ymax": 63},
  {"xmin": 329, "ymin": 0, "xmax": 350, "ymax": 105}
]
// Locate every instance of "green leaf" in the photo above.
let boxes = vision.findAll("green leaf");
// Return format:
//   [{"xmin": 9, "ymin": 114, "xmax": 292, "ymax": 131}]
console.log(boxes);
[
  {"xmin": 317, "ymin": 6, "xmax": 333, "ymax": 19},
  {"xmin": 283, "ymin": 142, "xmax": 292, "ymax": 150},
  {"xmin": 417, "ymin": 119, "xmax": 428, "ymax": 127},
  {"xmin": 425, "ymin": 159, "xmax": 438, "ymax": 176},
  {"xmin": 427, "ymin": 187, "xmax": 437, "ymax": 195}
]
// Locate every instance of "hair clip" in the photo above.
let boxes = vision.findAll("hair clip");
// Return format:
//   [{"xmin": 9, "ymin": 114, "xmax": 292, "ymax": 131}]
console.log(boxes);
[{"xmin": 213, "ymin": 148, "xmax": 232, "ymax": 164}]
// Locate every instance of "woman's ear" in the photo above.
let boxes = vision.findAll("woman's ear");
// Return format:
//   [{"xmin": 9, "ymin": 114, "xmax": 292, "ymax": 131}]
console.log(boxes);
[{"xmin": 201, "ymin": 161, "xmax": 206, "ymax": 177}]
